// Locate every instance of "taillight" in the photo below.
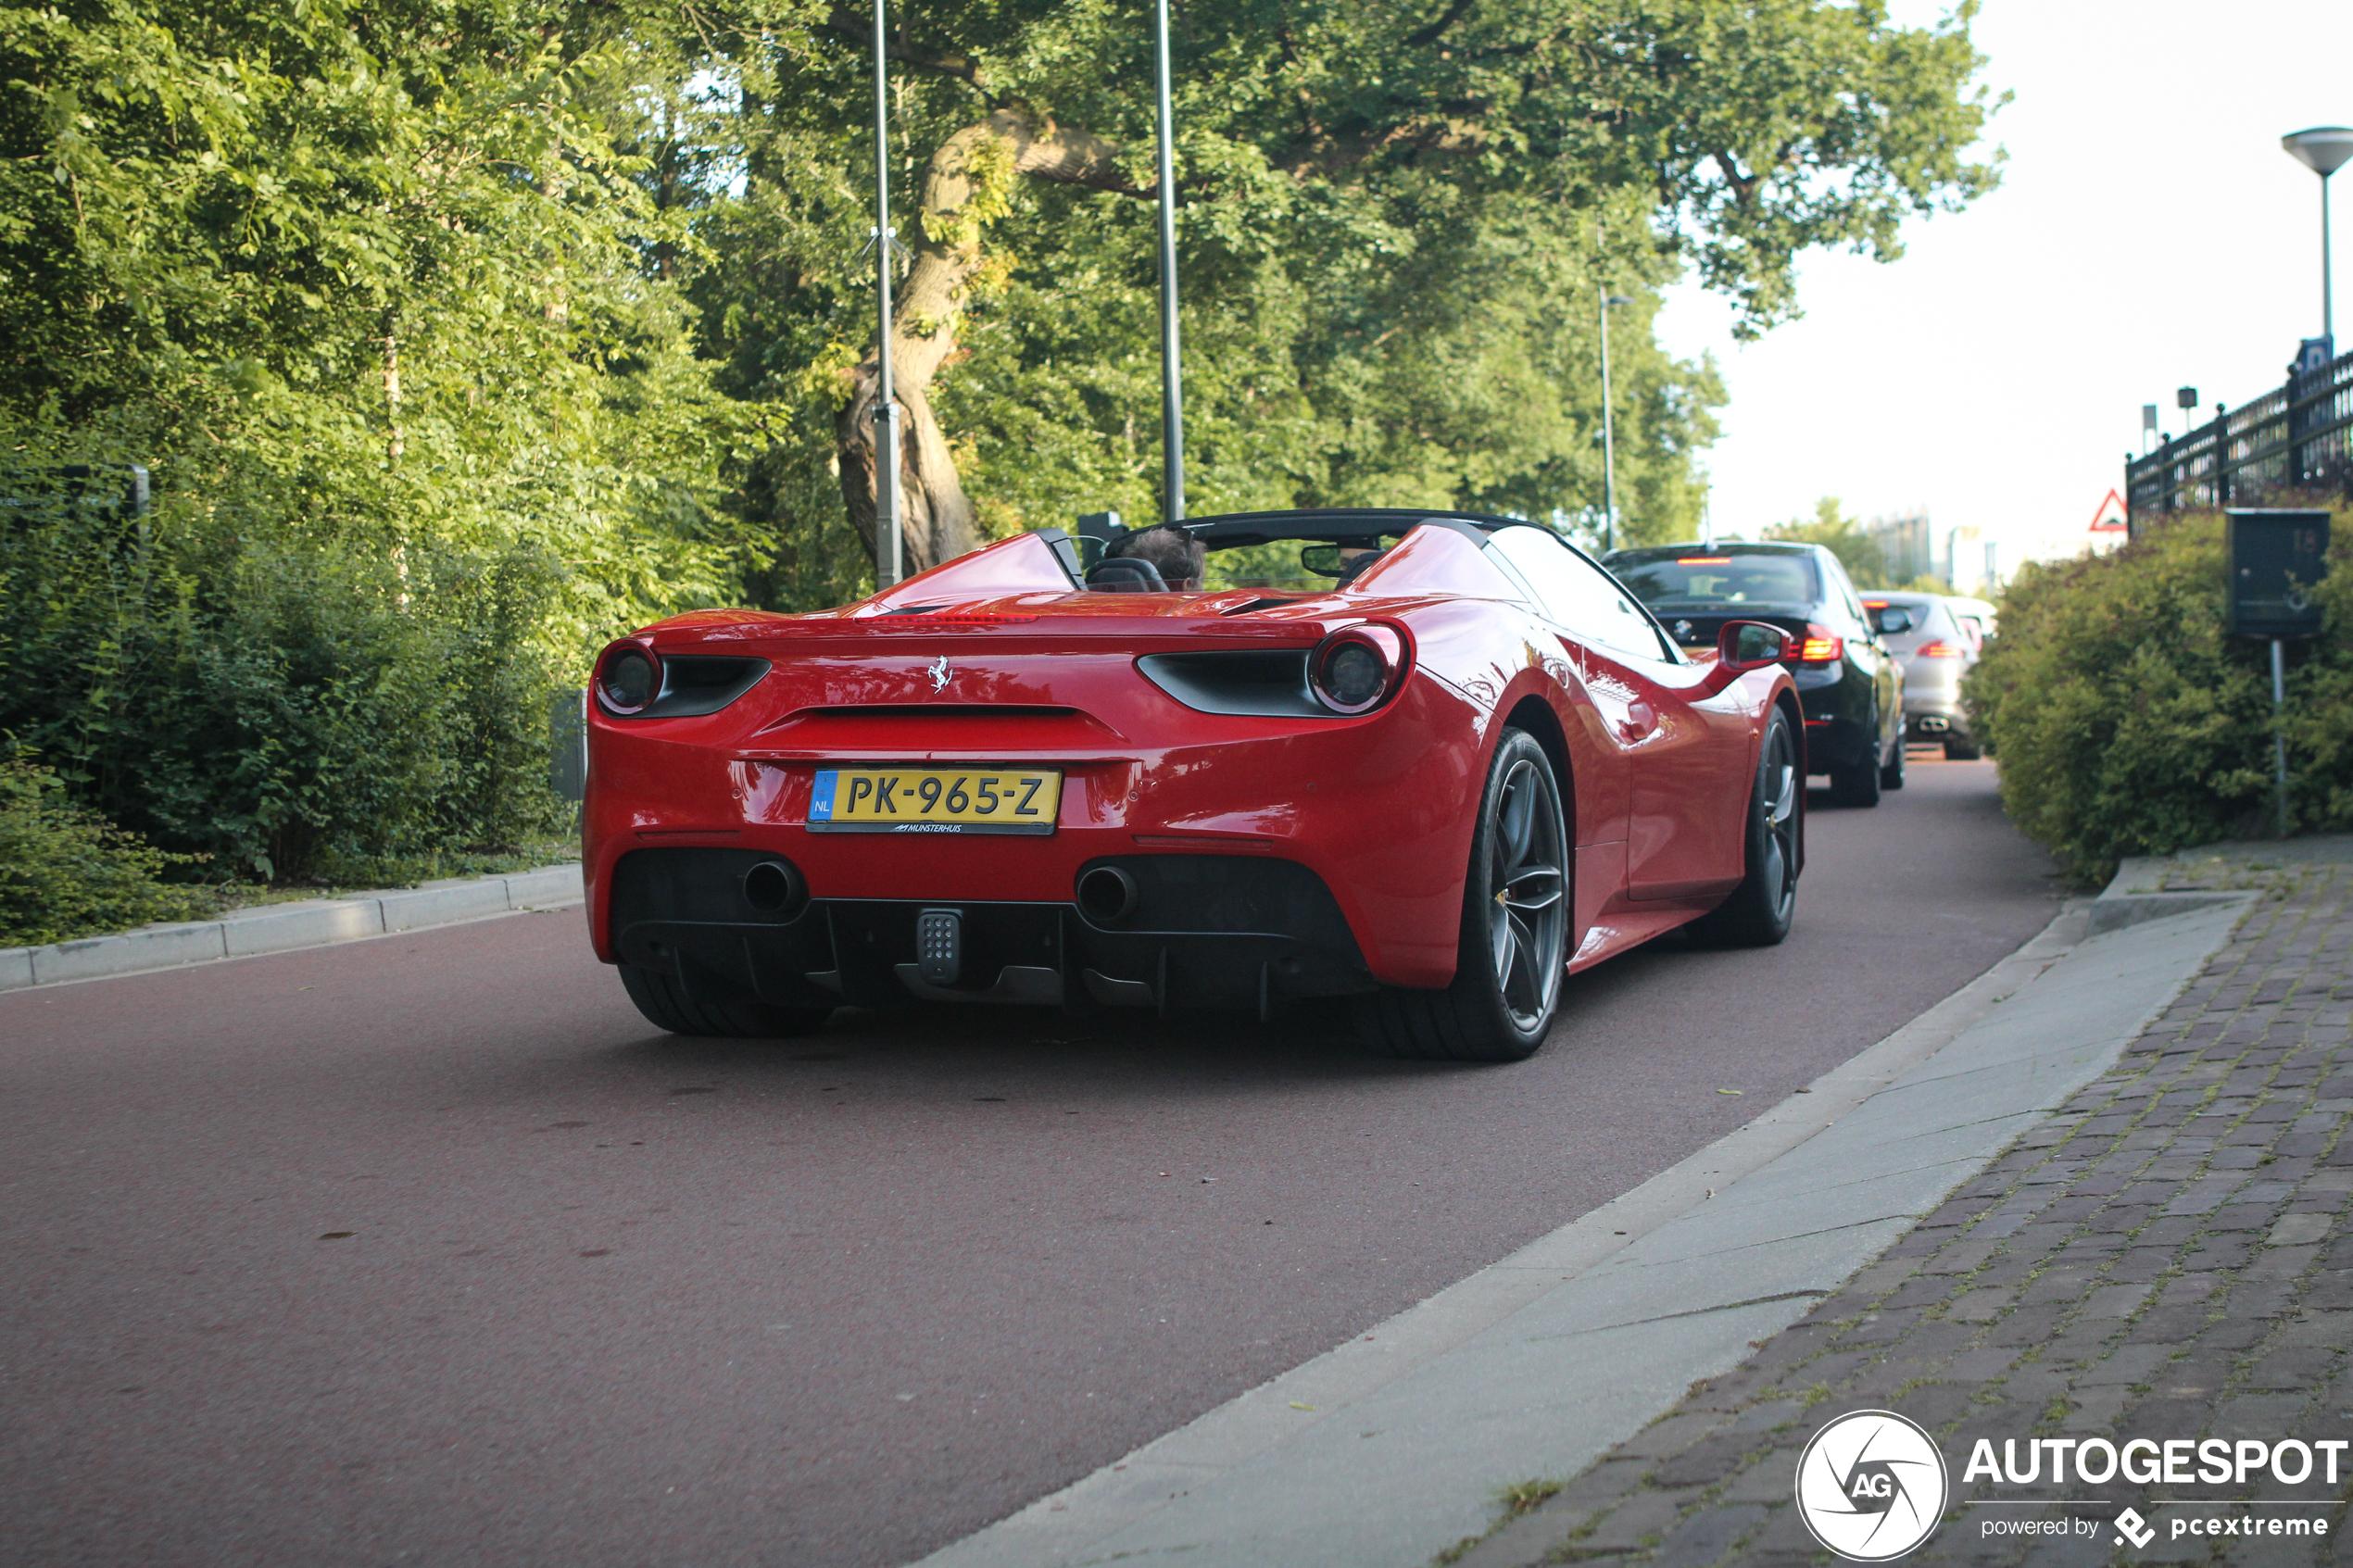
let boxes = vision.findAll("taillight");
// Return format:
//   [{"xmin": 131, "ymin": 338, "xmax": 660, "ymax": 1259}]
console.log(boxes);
[
  {"xmin": 1309, "ymin": 623, "xmax": 1407, "ymax": 714},
  {"xmin": 1793, "ymin": 623, "xmax": 1843, "ymax": 664},
  {"xmin": 1914, "ymin": 640, "xmax": 1962, "ymax": 659},
  {"xmin": 595, "ymin": 640, "xmax": 661, "ymax": 714}
]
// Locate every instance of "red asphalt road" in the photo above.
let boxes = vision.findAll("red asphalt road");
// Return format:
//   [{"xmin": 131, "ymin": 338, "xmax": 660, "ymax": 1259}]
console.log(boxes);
[{"xmin": 0, "ymin": 759, "xmax": 2057, "ymax": 1568}]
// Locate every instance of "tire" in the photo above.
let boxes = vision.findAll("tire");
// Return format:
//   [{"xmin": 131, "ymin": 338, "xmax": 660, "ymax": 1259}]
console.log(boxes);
[
  {"xmin": 1943, "ymin": 735, "xmax": 1983, "ymax": 760},
  {"xmin": 1879, "ymin": 730, "xmax": 1906, "ymax": 790},
  {"xmin": 1355, "ymin": 729, "xmax": 1568, "ymax": 1062},
  {"xmin": 619, "ymin": 963, "xmax": 834, "ymax": 1038},
  {"xmin": 1688, "ymin": 708, "xmax": 1801, "ymax": 947},
  {"xmin": 1827, "ymin": 721, "xmax": 1883, "ymax": 808}
]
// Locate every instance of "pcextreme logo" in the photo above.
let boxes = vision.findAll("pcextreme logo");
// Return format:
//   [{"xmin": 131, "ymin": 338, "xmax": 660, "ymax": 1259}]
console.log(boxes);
[{"xmin": 1795, "ymin": 1411, "xmax": 1950, "ymax": 1561}]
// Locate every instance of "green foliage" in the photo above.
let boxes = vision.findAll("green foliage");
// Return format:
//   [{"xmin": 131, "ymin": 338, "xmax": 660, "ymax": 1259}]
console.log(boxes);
[
  {"xmin": 686, "ymin": 0, "xmax": 2000, "ymax": 558},
  {"xmin": 1966, "ymin": 509, "xmax": 2353, "ymax": 884},
  {"xmin": 0, "ymin": 475, "xmax": 577, "ymax": 881},
  {"xmin": 1768, "ymin": 497, "xmax": 1886, "ymax": 587},
  {"xmin": 1, "ymin": 0, "xmax": 749, "ymax": 610},
  {"xmin": 1, "ymin": 0, "xmax": 742, "ymax": 877},
  {"xmin": 0, "ymin": 0, "xmax": 2003, "ymax": 873},
  {"xmin": 0, "ymin": 752, "xmax": 211, "ymax": 946}
]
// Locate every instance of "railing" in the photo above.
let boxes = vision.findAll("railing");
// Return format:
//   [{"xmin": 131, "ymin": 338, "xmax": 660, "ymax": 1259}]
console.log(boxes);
[{"xmin": 2126, "ymin": 348, "xmax": 2353, "ymax": 533}]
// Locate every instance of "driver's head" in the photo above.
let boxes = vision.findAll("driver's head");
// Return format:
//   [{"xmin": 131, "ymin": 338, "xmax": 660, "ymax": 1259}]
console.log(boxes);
[
  {"xmin": 1111, "ymin": 525, "xmax": 1206, "ymax": 591},
  {"xmin": 1335, "ymin": 541, "xmax": 1384, "ymax": 585}
]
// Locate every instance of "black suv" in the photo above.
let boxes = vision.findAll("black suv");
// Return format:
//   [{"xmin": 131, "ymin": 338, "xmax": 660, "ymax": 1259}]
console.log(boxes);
[{"xmin": 1603, "ymin": 541, "xmax": 1906, "ymax": 806}]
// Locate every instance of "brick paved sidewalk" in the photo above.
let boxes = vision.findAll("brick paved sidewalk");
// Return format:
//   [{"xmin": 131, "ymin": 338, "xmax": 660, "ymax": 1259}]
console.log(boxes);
[{"xmin": 1449, "ymin": 849, "xmax": 2353, "ymax": 1568}]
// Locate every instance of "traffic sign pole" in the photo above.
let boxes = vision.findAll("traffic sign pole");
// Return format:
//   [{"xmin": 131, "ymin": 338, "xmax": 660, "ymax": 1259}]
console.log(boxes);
[{"xmin": 2273, "ymin": 637, "xmax": 2290, "ymax": 838}]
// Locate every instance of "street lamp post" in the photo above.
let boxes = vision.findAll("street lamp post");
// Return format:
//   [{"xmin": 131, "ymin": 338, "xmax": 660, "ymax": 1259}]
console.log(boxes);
[
  {"xmin": 869, "ymin": 0, "xmax": 900, "ymax": 588},
  {"xmin": 1598, "ymin": 291, "xmax": 1632, "ymax": 553},
  {"xmin": 2282, "ymin": 126, "xmax": 2353, "ymax": 348},
  {"xmin": 1152, "ymin": 0, "xmax": 1184, "ymax": 524}
]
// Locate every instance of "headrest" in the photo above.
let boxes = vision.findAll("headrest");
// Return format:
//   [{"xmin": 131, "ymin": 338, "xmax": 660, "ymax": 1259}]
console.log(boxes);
[{"xmin": 1086, "ymin": 557, "xmax": 1168, "ymax": 592}]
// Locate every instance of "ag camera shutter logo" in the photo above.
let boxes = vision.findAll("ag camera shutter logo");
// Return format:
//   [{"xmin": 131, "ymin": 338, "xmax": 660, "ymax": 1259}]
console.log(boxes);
[{"xmin": 1795, "ymin": 1410, "xmax": 1949, "ymax": 1561}]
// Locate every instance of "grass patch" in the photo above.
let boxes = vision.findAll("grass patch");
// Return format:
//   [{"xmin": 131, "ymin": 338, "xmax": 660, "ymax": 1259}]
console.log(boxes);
[
  {"xmin": 1427, "ymin": 1478, "xmax": 1568, "ymax": 1565},
  {"xmin": 1495, "ymin": 1478, "xmax": 1564, "ymax": 1517}
]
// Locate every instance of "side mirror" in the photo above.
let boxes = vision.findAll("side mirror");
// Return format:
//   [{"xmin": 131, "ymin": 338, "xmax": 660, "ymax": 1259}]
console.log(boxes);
[
  {"xmin": 1870, "ymin": 606, "xmax": 1915, "ymax": 635},
  {"xmin": 1718, "ymin": 621, "xmax": 1793, "ymax": 671}
]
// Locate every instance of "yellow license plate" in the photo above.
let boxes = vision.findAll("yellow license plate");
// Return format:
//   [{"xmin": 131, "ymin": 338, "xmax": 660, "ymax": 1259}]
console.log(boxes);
[{"xmin": 807, "ymin": 767, "xmax": 1062, "ymax": 834}]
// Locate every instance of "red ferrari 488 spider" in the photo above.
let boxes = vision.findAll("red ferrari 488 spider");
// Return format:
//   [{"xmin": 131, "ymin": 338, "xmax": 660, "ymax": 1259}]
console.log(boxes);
[{"xmin": 583, "ymin": 509, "xmax": 1803, "ymax": 1060}]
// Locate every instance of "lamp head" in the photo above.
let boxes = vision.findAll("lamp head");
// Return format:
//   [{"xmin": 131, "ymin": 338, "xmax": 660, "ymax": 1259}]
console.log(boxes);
[
  {"xmin": 2283, "ymin": 126, "xmax": 2353, "ymax": 179},
  {"xmin": 1604, "ymin": 294, "xmax": 1634, "ymax": 307}
]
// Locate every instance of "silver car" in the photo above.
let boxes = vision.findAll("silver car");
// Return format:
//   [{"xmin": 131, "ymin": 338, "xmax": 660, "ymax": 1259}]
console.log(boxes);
[{"xmin": 1866, "ymin": 593, "xmax": 1982, "ymax": 759}]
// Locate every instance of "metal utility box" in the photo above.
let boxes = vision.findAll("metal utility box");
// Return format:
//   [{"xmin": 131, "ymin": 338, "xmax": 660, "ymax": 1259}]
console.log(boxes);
[
  {"xmin": 550, "ymin": 689, "xmax": 587, "ymax": 802},
  {"xmin": 2226, "ymin": 508, "xmax": 2332, "ymax": 639}
]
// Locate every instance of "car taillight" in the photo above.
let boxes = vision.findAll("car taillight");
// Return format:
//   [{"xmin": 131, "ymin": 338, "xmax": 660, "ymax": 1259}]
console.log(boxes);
[
  {"xmin": 1913, "ymin": 640, "xmax": 1962, "ymax": 659},
  {"xmin": 1793, "ymin": 623, "xmax": 1843, "ymax": 664},
  {"xmin": 1309, "ymin": 623, "xmax": 1407, "ymax": 714},
  {"xmin": 595, "ymin": 641, "xmax": 661, "ymax": 714}
]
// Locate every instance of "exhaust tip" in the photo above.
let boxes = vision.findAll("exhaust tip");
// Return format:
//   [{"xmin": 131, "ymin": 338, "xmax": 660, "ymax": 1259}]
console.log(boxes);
[
  {"xmin": 742, "ymin": 859, "xmax": 807, "ymax": 917},
  {"xmin": 1076, "ymin": 865, "xmax": 1140, "ymax": 924}
]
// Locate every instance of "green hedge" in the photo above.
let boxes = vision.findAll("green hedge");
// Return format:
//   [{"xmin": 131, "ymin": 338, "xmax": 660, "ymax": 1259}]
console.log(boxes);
[
  {"xmin": 0, "ymin": 755, "xmax": 212, "ymax": 946},
  {"xmin": 0, "ymin": 483, "xmax": 573, "ymax": 884},
  {"xmin": 1966, "ymin": 507, "xmax": 2353, "ymax": 884}
]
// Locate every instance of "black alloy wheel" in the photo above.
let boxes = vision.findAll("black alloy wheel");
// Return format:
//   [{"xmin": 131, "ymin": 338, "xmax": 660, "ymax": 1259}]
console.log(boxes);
[
  {"xmin": 619, "ymin": 963, "xmax": 834, "ymax": 1038},
  {"xmin": 1689, "ymin": 707, "xmax": 1801, "ymax": 947},
  {"xmin": 1356, "ymin": 729, "xmax": 1568, "ymax": 1061}
]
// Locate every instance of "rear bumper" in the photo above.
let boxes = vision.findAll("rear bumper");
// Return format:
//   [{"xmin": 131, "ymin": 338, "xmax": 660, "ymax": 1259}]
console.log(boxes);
[
  {"xmin": 607, "ymin": 847, "xmax": 1374, "ymax": 1014},
  {"xmin": 1892, "ymin": 658, "xmax": 1967, "ymax": 743},
  {"xmin": 1901, "ymin": 679, "xmax": 1972, "ymax": 742},
  {"xmin": 1904, "ymin": 707, "xmax": 1974, "ymax": 743},
  {"xmin": 581, "ymin": 673, "xmax": 1491, "ymax": 988},
  {"xmin": 1792, "ymin": 667, "xmax": 1873, "ymax": 771}
]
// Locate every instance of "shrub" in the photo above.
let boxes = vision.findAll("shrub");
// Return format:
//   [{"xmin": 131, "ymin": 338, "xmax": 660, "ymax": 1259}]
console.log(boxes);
[
  {"xmin": 1966, "ymin": 507, "xmax": 2353, "ymax": 884},
  {"xmin": 0, "ymin": 755, "xmax": 212, "ymax": 946},
  {"xmin": 0, "ymin": 477, "xmax": 576, "ymax": 882}
]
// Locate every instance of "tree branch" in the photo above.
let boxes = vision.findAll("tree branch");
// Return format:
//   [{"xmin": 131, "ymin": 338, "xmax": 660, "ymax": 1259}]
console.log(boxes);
[
  {"xmin": 1712, "ymin": 151, "xmax": 1758, "ymax": 206},
  {"xmin": 820, "ymin": 6, "xmax": 984, "ymax": 85},
  {"xmin": 1404, "ymin": 0, "xmax": 1478, "ymax": 49}
]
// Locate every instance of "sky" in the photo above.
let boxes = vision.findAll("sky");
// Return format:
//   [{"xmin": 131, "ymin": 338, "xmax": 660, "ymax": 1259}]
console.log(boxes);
[{"xmin": 1652, "ymin": 0, "xmax": 2353, "ymax": 586}]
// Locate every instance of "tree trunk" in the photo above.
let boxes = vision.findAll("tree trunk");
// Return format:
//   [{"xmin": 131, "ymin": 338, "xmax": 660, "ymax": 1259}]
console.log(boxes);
[
  {"xmin": 837, "ymin": 110, "xmax": 1136, "ymax": 575},
  {"xmin": 836, "ymin": 375, "xmax": 968, "ymax": 578}
]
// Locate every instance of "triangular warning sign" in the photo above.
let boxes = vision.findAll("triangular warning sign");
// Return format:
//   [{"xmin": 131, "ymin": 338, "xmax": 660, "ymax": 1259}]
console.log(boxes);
[{"xmin": 2088, "ymin": 489, "xmax": 2128, "ymax": 532}]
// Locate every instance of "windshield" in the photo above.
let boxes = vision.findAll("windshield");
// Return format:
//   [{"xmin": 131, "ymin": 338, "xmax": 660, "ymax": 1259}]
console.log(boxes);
[
  {"xmin": 1612, "ymin": 551, "xmax": 1819, "ymax": 608},
  {"xmin": 1195, "ymin": 533, "xmax": 1406, "ymax": 591},
  {"xmin": 1866, "ymin": 597, "xmax": 1944, "ymax": 641}
]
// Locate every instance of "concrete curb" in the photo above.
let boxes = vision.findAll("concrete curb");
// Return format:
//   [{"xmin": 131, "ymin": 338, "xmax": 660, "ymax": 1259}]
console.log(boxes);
[
  {"xmin": 0, "ymin": 864, "xmax": 583, "ymax": 991},
  {"xmin": 2087, "ymin": 853, "xmax": 2258, "ymax": 935},
  {"xmin": 912, "ymin": 894, "xmax": 2258, "ymax": 1568}
]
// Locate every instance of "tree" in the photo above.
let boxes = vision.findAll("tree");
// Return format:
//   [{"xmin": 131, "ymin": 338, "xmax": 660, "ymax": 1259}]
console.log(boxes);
[
  {"xmin": 674, "ymin": 0, "xmax": 1999, "ymax": 571},
  {"xmin": 0, "ymin": 0, "xmax": 2007, "ymax": 884},
  {"xmin": 0, "ymin": 0, "xmax": 748, "ymax": 876},
  {"xmin": 1770, "ymin": 496, "xmax": 1886, "ymax": 587}
]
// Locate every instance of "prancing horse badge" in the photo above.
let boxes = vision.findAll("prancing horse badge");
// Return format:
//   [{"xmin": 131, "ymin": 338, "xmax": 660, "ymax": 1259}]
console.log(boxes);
[{"xmin": 926, "ymin": 655, "xmax": 952, "ymax": 694}]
